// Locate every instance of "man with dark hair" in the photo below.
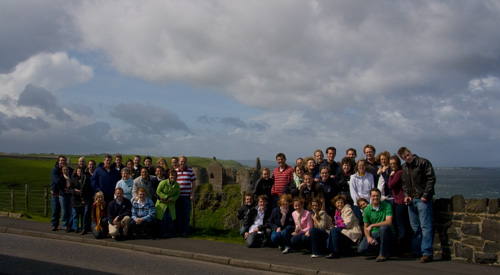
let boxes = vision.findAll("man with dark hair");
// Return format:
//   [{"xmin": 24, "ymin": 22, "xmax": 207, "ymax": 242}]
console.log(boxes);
[
  {"xmin": 321, "ymin": 146, "xmax": 340, "ymax": 178},
  {"xmin": 358, "ymin": 188, "xmax": 394, "ymax": 262},
  {"xmin": 92, "ymin": 154, "xmax": 121, "ymax": 203},
  {"xmin": 364, "ymin": 144, "xmax": 380, "ymax": 185},
  {"xmin": 398, "ymin": 147, "xmax": 436, "ymax": 263},
  {"xmin": 50, "ymin": 155, "xmax": 73, "ymax": 231},
  {"xmin": 270, "ymin": 153, "xmax": 294, "ymax": 207},
  {"xmin": 143, "ymin": 156, "xmax": 155, "ymax": 176},
  {"xmin": 175, "ymin": 155, "xmax": 196, "ymax": 236},
  {"xmin": 243, "ymin": 195, "xmax": 272, "ymax": 248},
  {"xmin": 110, "ymin": 154, "xmax": 124, "ymax": 172},
  {"xmin": 237, "ymin": 193, "xmax": 256, "ymax": 235},
  {"xmin": 108, "ymin": 187, "xmax": 132, "ymax": 241}
]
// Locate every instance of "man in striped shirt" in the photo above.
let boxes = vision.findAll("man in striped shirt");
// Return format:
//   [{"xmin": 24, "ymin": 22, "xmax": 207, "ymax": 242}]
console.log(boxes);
[
  {"xmin": 270, "ymin": 153, "xmax": 294, "ymax": 208},
  {"xmin": 175, "ymin": 155, "xmax": 196, "ymax": 236}
]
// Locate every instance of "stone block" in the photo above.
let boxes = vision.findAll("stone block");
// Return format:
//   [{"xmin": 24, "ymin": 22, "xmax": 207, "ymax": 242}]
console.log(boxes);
[
  {"xmin": 455, "ymin": 243, "xmax": 474, "ymax": 261},
  {"xmin": 474, "ymin": 253, "xmax": 498, "ymax": 264},
  {"xmin": 484, "ymin": 242, "xmax": 500, "ymax": 253},
  {"xmin": 463, "ymin": 215, "xmax": 481, "ymax": 223},
  {"xmin": 489, "ymin": 199, "xmax": 500, "ymax": 214},
  {"xmin": 461, "ymin": 224, "xmax": 480, "ymax": 236},
  {"xmin": 466, "ymin": 199, "xmax": 488, "ymax": 213},
  {"xmin": 461, "ymin": 238, "xmax": 484, "ymax": 248},
  {"xmin": 447, "ymin": 226, "xmax": 461, "ymax": 241},
  {"xmin": 481, "ymin": 219, "xmax": 500, "ymax": 242},
  {"xmin": 452, "ymin": 214, "xmax": 464, "ymax": 221},
  {"xmin": 451, "ymin": 195, "xmax": 465, "ymax": 212}
]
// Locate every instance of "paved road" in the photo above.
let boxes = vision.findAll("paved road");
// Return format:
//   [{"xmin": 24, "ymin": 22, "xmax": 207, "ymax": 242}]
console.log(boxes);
[{"xmin": 0, "ymin": 234, "xmax": 278, "ymax": 275}]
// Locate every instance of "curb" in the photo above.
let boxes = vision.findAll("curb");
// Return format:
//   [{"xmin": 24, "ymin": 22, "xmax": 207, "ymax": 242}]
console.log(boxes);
[{"xmin": 0, "ymin": 228, "xmax": 322, "ymax": 275}]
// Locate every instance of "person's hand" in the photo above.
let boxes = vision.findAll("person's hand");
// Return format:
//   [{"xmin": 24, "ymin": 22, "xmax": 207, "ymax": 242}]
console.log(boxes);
[
  {"xmin": 404, "ymin": 197, "xmax": 412, "ymax": 204},
  {"xmin": 421, "ymin": 197, "xmax": 427, "ymax": 203},
  {"xmin": 136, "ymin": 218, "xmax": 143, "ymax": 225},
  {"xmin": 276, "ymin": 227, "xmax": 282, "ymax": 233},
  {"xmin": 253, "ymin": 228, "xmax": 259, "ymax": 233},
  {"xmin": 367, "ymin": 225, "xmax": 373, "ymax": 232},
  {"xmin": 244, "ymin": 232, "xmax": 249, "ymax": 239},
  {"xmin": 390, "ymin": 171, "xmax": 395, "ymax": 176},
  {"xmin": 367, "ymin": 237, "xmax": 375, "ymax": 245},
  {"xmin": 305, "ymin": 230, "xmax": 310, "ymax": 237},
  {"xmin": 291, "ymin": 232, "xmax": 297, "ymax": 236}
]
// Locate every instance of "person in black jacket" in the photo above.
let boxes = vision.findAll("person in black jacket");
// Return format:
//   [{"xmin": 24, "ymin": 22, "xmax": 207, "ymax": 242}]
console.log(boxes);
[
  {"xmin": 69, "ymin": 166, "xmax": 93, "ymax": 234},
  {"xmin": 108, "ymin": 188, "xmax": 132, "ymax": 241},
  {"xmin": 253, "ymin": 168, "xmax": 273, "ymax": 202},
  {"xmin": 243, "ymin": 195, "xmax": 272, "ymax": 248},
  {"xmin": 237, "ymin": 193, "xmax": 255, "ymax": 235}
]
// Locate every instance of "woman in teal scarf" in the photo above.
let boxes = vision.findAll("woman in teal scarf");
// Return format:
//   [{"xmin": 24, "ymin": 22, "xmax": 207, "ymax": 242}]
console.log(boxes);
[{"xmin": 156, "ymin": 170, "xmax": 180, "ymax": 238}]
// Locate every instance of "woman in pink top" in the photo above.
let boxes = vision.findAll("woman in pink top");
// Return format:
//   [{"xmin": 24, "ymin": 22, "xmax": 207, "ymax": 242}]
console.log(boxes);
[{"xmin": 285, "ymin": 198, "xmax": 313, "ymax": 254}]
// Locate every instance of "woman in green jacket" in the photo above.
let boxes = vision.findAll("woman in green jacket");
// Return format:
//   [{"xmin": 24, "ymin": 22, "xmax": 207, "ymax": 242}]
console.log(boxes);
[{"xmin": 155, "ymin": 170, "xmax": 180, "ymax": 238}]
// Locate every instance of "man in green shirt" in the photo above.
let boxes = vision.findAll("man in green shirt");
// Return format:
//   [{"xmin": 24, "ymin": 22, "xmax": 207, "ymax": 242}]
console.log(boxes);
[{"xmin": 358, "ymin": 188, "xmax": 394, "ymax": 262}]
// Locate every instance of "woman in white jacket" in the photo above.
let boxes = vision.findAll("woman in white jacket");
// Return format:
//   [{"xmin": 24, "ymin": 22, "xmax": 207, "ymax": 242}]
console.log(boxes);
[{"xmin": 349, "ymin": 159, "xmax": 374, "ymax": 207}]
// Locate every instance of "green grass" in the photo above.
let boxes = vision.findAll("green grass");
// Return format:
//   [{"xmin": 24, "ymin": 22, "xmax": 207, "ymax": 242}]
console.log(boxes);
[{"xmin": 0, "ymin": 158, "xmax": 55, "ymax": 190}]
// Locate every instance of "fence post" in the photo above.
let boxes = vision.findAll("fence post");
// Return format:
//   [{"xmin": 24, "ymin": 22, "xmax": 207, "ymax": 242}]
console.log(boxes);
[
  {"xmin": 44, "ymin": 188, "xmax": 49, "ymax": 217},
  {"xmin": 11, "ymin": 190, "xmax": 15, "ymax": 212},
  {"xmin": 25, "ymin": 184, "xmax": 29, "ymax": 212}
]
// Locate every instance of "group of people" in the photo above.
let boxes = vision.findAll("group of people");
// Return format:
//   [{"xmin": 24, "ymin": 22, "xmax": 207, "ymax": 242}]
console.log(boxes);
[
  {"xmin": 50, "ymin": 154, "xmax": 196, "ymax": 240},
  {"xmin": 240, "ymin": 146, "xmax": 436, "ymax": 264}
]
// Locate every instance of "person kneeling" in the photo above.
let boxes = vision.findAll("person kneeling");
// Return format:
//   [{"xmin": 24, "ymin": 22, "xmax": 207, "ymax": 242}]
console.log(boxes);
[
  {"xmin": 243, "ymin": 195, "xmax": 272, "ymax": 248},
  {"xmin": 130, "ymin": 188, "xmax": 156, "ymax": 239},
  {"xmin": 358, "ymin": 188, "xmax": 395, "ymax": 262},
  {"xmin": 108, "ymin": 188, "xmax": 132, "ymax": 241}
]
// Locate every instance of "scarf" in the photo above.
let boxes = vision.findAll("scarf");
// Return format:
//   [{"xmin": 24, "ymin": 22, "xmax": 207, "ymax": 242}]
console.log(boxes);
[
  {"xmin": 334, "ymin": 209, "xmax": 346, "ymax": 228},
  {"xmin": 94, "ymin": 202, "xmax": 104, "ymax": 232},
  {"xmin": 280, "ymin": 206, "xmax": 289, "ymax": 227},
  {"xmin": 63, "ymin": 174, "xmax": 71, "ymax": 193}
]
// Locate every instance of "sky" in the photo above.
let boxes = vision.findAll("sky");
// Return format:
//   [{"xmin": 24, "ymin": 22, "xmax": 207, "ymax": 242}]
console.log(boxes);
[{"xmin": 1, "ymin": 0, "xmax": 500, "ymax": 167}]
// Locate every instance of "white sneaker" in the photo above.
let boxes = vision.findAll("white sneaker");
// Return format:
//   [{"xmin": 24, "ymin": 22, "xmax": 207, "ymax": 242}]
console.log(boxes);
[
  {"xmin": 311, "ymin": 254, "xmax": 323, "ymax": 258},
  {"xmin": 282, "ymin": 247, "xmax": 291, "ymax": 254}
]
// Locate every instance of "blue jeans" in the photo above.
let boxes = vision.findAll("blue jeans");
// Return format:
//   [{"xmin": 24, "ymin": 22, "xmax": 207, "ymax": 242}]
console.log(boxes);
[
  {"xmin": 82, "ymin": 200, "xmax": 92, "ymax": 232},
  {"xmin": 59, "ymin": 194, "xmax": 72, "ymax": 229},
  {"xmin": 92, "ymin": 218, "xmax": 108, "ymax": 239},
  {"xmin": 290, "ymin": 232, "xmax": 311, "ymax": 250},
  {"xmin": 51, "ymin": 195, "xmax": 61, "ymax": 227},
  {"xmin": 327, "ymin": 227, "xmax": 354, "ymax": 255},
  {"xmin": 394, "ymin": 203, "xmax": 412, "ymax": 252},
  {"xmin": 175, "ymin": 196, "xmax": 192, "ymax": 235},
  {"xmin": 271, "ymin": 225, "xmax": 294, "ymax": 248},
  {"xmin": 71, "ymin": 206, "xmax": 84, "ymax": 231},
  {"xmin": 358, "ymin": 225, "xmax": 393, "ymax": 257},
  {"xmin": 310, "ymin": 227, "xmax": 328, "ymax": 255},
  {"xmin": 408, "ymin": 199, "xmax": 434, "ymax": 257},
  {"xmin": 160, "ymin": 209, "xmax": 174, "ymax": 238}
]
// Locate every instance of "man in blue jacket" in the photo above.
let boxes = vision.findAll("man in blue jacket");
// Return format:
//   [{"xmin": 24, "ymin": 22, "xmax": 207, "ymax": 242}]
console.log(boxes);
[{"xmin": 92, "ymin": 154, "xmax": 121, "ymax": 203}]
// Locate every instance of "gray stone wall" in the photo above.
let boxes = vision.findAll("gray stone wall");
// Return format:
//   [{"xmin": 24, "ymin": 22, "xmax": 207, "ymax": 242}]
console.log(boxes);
[{"xmin": 435, "ymin": 195, "xmax": 500, "ymax": 265}]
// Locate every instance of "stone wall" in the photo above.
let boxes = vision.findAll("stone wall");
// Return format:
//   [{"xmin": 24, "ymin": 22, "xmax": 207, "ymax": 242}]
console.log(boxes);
[{"xmin": 434, "ymin": 195, "xmax": 500, "ymax": 265}]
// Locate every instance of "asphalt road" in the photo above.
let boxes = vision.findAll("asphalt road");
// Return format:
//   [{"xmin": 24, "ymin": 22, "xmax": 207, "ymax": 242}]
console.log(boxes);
[{"xmin": 0, "ymin": 234, "xmax": 279, "ymax": 275}]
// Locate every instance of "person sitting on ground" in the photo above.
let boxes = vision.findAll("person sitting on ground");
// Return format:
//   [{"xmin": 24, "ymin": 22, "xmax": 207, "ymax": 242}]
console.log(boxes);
[
  {"xmin": 132, "ymin": 167, "xmax": 156, "ymax": 202},
  {"xmin": 69, "ymin": 166, "xmax": 93, "ymax": 234},
  {"xmin": 253, "ymin": 168, "xmax": 274, "ymax": 202},
  {"xmin": 155, "ymin": 170, "xmax": 181, "ymax": 239},
  {"xmin": 243, "ymin": 195, "xmax": 272, "ymax": 248},
  {"xmin": 308, "ymin": 198, "xmax": 334, "ymax": 258},
  {"xmin": 299, "ymin": 172, "xmax": 324, "ymax": 210},
  {"xmin": 130, "ymin": 188, "xmax": 156, "ymax": 239},
  {"xmin": 288, "ymin": 198, "xmax": 313, "ymax": 254},
  {"xmin": 326, "ymin": 194, "xmax": 362, "ymax": 259},
  {"xmin": 358, "ymin": 188, "xmax": 394, "ymax": 262},
  {"xmin": 92, "ymin": 191, "xmax": 108, "ymax": 239},
  {"xmin": 107, "ymin": 187, "xmax": 132, "ymax": 241},
  {"xmin": 116, "ymin": 168, "xmax": 134, "ymax": 200},
  {"xmin": 237, "ymin": 193, "xmax": 256, "ymax": 235},
  {"xmin": 269, "ymin": 194, "xmax": 295, "ymax": 252},
  {"xmin": 350, "ymin": 159, "xmax": 374, "ymax": 207}
]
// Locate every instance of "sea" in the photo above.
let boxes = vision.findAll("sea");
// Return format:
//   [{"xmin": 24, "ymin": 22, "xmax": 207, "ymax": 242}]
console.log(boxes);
[
  {"xmin": 238, "ymin": 160, "xmax": 500, "ymax": 199},
  {"xmin": 434, "ymin": 167, "xmax": 500, "ymax": 199}
]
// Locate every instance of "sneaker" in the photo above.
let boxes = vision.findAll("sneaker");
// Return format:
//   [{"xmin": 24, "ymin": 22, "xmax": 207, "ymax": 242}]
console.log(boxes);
[
  {"xmin": 420, "ymin": 255, "xmax": 433, "ymax": 263},
  {"xmin": 311, "ymin": 254, "xmax": 323, "ymax": 258},
  {"xmin": 376, "ymin": 255, "xmax": 388, "ymax": 262},
  {"xmin": 325, "ymin": 253, "xmax": 339, "ymax": 259},
  {"xmin": 80, "ymin": 230, "xmax": 88, "ymax": 235},
  {"xmin": 282, "ymin": 247, "xmax": 291, "ymax": 254},
  {"xmin": 51, "ymin": 226, "xmax": 58, "ymax": 231},
  {"xmin": 278, "ymin": 246, "xmax": 284, "ymax": 251}
]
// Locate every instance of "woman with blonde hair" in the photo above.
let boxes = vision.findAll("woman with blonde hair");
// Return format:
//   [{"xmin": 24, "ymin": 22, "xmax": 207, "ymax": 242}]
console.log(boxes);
[{"xmin": 92, "ymin": 191, "xmax": 108, "ymax": 239}]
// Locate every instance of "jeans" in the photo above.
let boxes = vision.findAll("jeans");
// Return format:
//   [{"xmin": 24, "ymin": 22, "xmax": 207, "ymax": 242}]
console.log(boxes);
[
  {"xmin": 175, "ymin": 196, "xmax": 192, "ymax": 235},
  {"xmin": 71, "ymin": 206, "xmax": 84, "ymax": 231},
  {"xmin": 271, "ymin": 225, "xmax": 294, "ymax": 248},
  {"xmin": 59, "ymin": 194, "xmax": 72, "ymax": 229},
  {"xmin": 358, "ymin": 225, "xmax": 393, "ymax": 257},
  {"xmin": 160, "ymin": 210, "xmax": 174, "ymax": 238},
  {"xmin": 309, "ymin": 227, "xmax": 328, "ymax": 255},
  {"xmin": 51, "ymin": 195, "xmax": 61, "ymax": 227},
  {"xmin": 290, "ymin": 232, "xmax": 311, "ymax": 250},
  {"xmin": 82, "ymin": 200, "xmax": 92, "ymax": 232},
  {"xmin": 408, "ymin": 198, "xmax": 434, "ymax": 257},
  {"xmin": 394, "ymin": 203, "xmax": 412, "ymax": 252},
  {"xmin": 327, "ymin": 227, "xmax": 353, "ymax": 256},
  {"xmin": 92, "ymin": 218, "xmax": 108, "ymax": 239}
]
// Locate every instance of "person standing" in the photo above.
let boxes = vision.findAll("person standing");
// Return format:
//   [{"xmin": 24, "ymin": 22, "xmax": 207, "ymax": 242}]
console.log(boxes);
[
  {"xmin": 50, "ymin": 156, "xmax": 73, "ymax": 231},
  {"xmin": 91, "ymin": 154, "xmax": 121, "ymax": 203},
  {"xmin": 398, "ymin": 147, "xmax": 436, "ymax": 263},
  {"xmin": 175, "ymin": 155, "xmax": 196, "ymax": 236}
]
